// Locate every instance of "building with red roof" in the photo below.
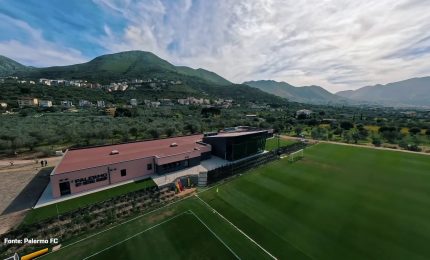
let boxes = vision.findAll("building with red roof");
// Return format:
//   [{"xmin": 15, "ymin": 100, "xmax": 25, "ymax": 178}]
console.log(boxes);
[
  {"xmin": 50, "ymin": 129, "xmax": 269, "ymax": 198},
  {"xmin": 51, "ymin": 134, "xmax": 211, "ymax": 198}
]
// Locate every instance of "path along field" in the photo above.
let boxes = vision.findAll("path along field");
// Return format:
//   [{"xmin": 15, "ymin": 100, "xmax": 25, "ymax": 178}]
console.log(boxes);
[{"xmin": 40, "ymin": 143, "xmax": 430, "ymax": 260}]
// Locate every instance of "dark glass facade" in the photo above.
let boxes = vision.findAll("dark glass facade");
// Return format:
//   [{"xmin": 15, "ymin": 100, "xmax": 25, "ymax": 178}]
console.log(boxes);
[{"xmin": 203, "ymin": 131, "xmax": 267, "ymax": 161}]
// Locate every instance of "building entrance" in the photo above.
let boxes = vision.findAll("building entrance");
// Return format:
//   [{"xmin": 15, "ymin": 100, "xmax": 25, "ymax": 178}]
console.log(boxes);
[{"xmin": 59, "ymin": 181, "xmax": 71, "ymax": 196}]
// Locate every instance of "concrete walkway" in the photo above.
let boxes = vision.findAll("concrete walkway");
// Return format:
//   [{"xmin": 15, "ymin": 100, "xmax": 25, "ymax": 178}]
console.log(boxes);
[{"xmin": 151, "ymin": 156, "xmax": 229, "ymax": 187}]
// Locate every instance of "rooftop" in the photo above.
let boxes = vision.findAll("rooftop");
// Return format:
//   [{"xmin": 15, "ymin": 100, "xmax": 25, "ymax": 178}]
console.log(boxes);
[
  {"xmin": 54, "ymin": 134, "xmax": 206, "ymax": 175},
  {"xmin": 206, "ymin": 130, "xmax": 268, "ymax": 138}
]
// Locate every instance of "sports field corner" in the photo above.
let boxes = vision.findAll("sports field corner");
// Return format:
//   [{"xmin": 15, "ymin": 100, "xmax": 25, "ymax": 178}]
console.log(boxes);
[{"xmin": 40, "ymin": 143, "xmax": 430, "ymax": 260}]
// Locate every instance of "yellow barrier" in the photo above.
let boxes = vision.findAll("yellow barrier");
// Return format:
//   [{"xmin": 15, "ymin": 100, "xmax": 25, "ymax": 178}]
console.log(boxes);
[{"xmin": 21, "ymin": 248, "xmax": 49, "ymax": 260}]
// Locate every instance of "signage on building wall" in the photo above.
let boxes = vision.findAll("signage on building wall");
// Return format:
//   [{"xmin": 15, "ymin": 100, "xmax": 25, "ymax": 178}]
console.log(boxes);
[{"xmin": 74, "ymin": 173, "xmax": 108, "ymax": 187}]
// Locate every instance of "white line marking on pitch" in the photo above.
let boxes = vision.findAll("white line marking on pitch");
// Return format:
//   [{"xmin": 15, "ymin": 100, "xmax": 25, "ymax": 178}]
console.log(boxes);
[
  {"xmin": 39, "ymin": 195, "xmax": 193, "ymax": 259},
  {"xmin": 189, "ymin": 210, "xmax": 241, "ymax": 260},
  {"xmin": 195, "ymin": 195, "xmax": 278, "ymax": 260},
  {"xmin": 81, "ymin": 212, "xmax": 187, "ymax": 260}
]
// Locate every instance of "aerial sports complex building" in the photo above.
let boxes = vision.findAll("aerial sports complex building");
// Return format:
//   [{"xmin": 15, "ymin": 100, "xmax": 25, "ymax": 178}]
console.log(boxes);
[{"xmin": 49, "ymin": 128, "xmax": 270, "ymax": 198}]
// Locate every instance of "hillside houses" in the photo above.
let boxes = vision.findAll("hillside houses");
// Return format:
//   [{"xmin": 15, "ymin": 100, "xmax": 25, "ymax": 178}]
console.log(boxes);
[
  {"xmin": 177, "ymin": 97, "xmax": 210, "ymax": 106},
  {"xmin": 130, "ymin": 99, "xmax": 138, "ymax": 106},
  {"xmin": 97, "ymin": 100, "xmax": 106, "ymax": 108},
  {"xmin": 61, "ymin": 101, "xmax": 73, "ymax": 108},
  {"xmin": 296, "ymin": 109, "xmax": 313, "ymax": 118},
  {"xmin": 17, "ymin": 97, "xmax": 39, "ymax": 108},
  {"xmin": 39, "ymin": 100, "xmax": 53, "ymax": 108},
  {"xmin": 79, "ymin": 100, "xmax": 93, "ymax": 107},
  {"xmin": 105, "ymin": 82, "xmax": 128, "ymax": 92}
]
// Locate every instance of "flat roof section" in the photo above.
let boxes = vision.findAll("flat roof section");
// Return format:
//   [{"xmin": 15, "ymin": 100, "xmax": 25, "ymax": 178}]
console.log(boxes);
[
  {"xmin": 208, "ymin": 130, "xmax": 268, "ymax": 138},
  {"xmin": 54, "ymin": 135, "xmax": 206, "ymax": 175}
]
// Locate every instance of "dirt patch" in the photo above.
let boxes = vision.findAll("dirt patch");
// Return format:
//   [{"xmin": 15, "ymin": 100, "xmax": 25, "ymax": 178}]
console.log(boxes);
[
  {"xmin": 145, "ymin": 208, "xmax": 177, "ymax": 225},
  {"xmin": 0, "ymin": 157, "xmax": 61, "ymax": 233},
  {"xmin": 175, "ymin": 188, "xmax": 196, "ymax": 198},
  {"xmin": 0, "ymin": 210, "xmax": 28, "ymax": 235}
]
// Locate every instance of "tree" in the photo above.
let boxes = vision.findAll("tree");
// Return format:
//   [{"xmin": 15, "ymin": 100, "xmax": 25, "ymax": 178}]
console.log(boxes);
[
  {"xmin": 351, "ymin": 129, "xmax": 360, "ymax": 144},
  {"xmin": 147, "ymin": 128, "xmax": 160, "ymax": 139},
  {"xmin": 371, "ymin": 135, "xmax": 382, "ymax": 147},
  {"xmin": 306, "ymin": 119, "xmax": 319, "ymax": 127},
  {"xmin": 340, "ymin": 121, "xmax": 354, "ymax": 130},
  {"xmin": 184, "ymin": 122, "xmax": 200, "ymax": 134},
  {"xmin": 426, "ymin": 129, "xmax": 430, "ymax": 138},
  {"xmin": 379, "ymin": 126, "xmax": 401, "ymax": 143},
  {"xmin": 311, "ymin": 127, "xmax": 328, "ymax": 140},
  {"xmin": 129, "ymin": 127, "xmax": 139, "ymax": 140},
  {"xmin": 166, "ymin": 128, "xmax": 176, "ymax": 137},
  {"xmin": 343, "ymin": 131, "xmax": 352, "ymax": 143},
  {"xmin": 294, "ymin": 126, "xmax": 303, "ymax": 137},
  {"xmin": 398, "ymin": 138, "xmax": 408, "ymax": 149},
  {"xmin": 333, "ymin": 127, "xmax": 343, "ymax": 136},
  {"xmin": 356, "ymin": 124, "xmax": 369, "ymax": 140},
  {"xmin": 409, "ymin": 127, "xmax": 421, "ymax": 136},
  {"xmin": 297, "ymin": 114, "xmax": 308, "ymax": 120}
]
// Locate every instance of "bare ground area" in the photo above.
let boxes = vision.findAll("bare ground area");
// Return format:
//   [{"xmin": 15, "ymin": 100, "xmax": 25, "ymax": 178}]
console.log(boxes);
[
  {"xmin": 0, "ymin": 210, "xmax": 28, "ymax": 235},
  {"xmin": 0, "ymin": 156, "xmax": 61, "ymax": 234}
]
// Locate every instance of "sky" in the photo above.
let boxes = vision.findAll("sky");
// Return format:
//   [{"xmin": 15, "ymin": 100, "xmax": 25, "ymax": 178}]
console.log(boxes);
[{"xmin": 0, "ymin": 0, "xmax": 430, "ymax": 92}]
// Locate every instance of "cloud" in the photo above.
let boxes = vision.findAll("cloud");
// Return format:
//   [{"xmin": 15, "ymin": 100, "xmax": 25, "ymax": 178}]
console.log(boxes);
[
  {"xmin": 1, "ymin": 0, "xmax": 429, "ymax": 91},
  {"xmin": 0, "ymin": 14, "xmax": 87, "ymax": 67},
  {"xmin": 94, "ymin": 0, "xmax": 430, "ymax": 92}
]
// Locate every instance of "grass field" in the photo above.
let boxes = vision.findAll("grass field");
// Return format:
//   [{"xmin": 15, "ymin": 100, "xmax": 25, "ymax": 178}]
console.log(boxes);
[
  {"xmin": 83, "ymin": 211, "xmax": 238, "ymax": 260},
  {"xmin": 23, "ymin": 179, "xmax": 155, "ymax": 225},
  {"xmin": 265, "ymin": 137, "xmax": 296, "ymax": 151},
  {"xmin": 39, "ymin": 144, "xmax": 430, "ymax": 260}
]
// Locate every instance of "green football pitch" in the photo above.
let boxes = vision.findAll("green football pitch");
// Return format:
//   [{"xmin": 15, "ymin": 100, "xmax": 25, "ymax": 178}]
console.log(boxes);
[{"xmin": 40, "ymin": 143, "xmax": 430, "ymax": 260}]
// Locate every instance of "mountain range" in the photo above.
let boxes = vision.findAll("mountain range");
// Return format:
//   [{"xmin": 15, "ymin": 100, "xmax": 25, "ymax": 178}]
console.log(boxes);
[
  {"xmin": 0, "ymin": 51, "xmax": 231, "ymax": 86},
  {"xmin": 0, "ymin": 51, "xmax": 429, "ymax": 107},
  {"xmin": 243, "ymin": 80, "xmax": 350, "ymax": 105},
  {"xmin": 336, "ymin": 77, "xmax": 430, "ymax": 108},
  {"xmin": 0, "ymin": 55, "xmax": 33, "ymax": 76},
  {"xmin": 0, "ymin": 51, "xmax": 284, "ymax": 104},
  {"xmin": 243, "ymin": 78, "xmax": 430, "ymax": 108}
]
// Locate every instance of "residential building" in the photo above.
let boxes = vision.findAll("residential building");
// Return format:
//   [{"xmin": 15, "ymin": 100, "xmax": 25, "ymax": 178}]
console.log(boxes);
[
  {"xmin": 97, "ymin": 100, "xmax": 106, "ymax": 108},
  {"xmin": 150, "ymin": 101, "xmax": 161, "ymax": 108},
  {"xmin": 39, "ymin": 100, "xmax": 53, "ymax": 108},
  {"xmin": 18, "ymin": 97, "xmax": 39, "ymax": 108},
  {"xmin": 130, "ymin": 99, "xmax": 138, "ymax": 106},
  {"xmin": 296, "ymin": 109, "xmax": 313, "ymax": 117},
  {"xmin": 104, "ymin": 107, "xmax": 116, "ymax": 117},
  {"xmin": 79, "ymin": 100, "xmax": 93, "ymax": 107},
  {"xmin": 61, "ymin": 101, "xmax": 73, "ymax": 108}
]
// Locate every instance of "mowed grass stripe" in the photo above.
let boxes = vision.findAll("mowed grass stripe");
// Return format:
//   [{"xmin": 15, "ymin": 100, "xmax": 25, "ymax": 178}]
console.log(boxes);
[
  {"xmin": 84, "ymin": 211, "xmax": 238, "ymax": 260},
  {"xmin": 203, "ymin": 185, "xmax": 313, "ymax": 260},
  {"xmin": 41, "ymin": 197, "xmax": 272, "ymax": 260},
  {"xmin": 200, "ymin": 143, "xmax": 430, "ymax": 260}
]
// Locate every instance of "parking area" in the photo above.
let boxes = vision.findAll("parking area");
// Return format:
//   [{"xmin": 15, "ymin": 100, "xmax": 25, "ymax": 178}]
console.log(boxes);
[{"xmin": 0, "ymin": 157, "xmax": 61, "ymax": 234}]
